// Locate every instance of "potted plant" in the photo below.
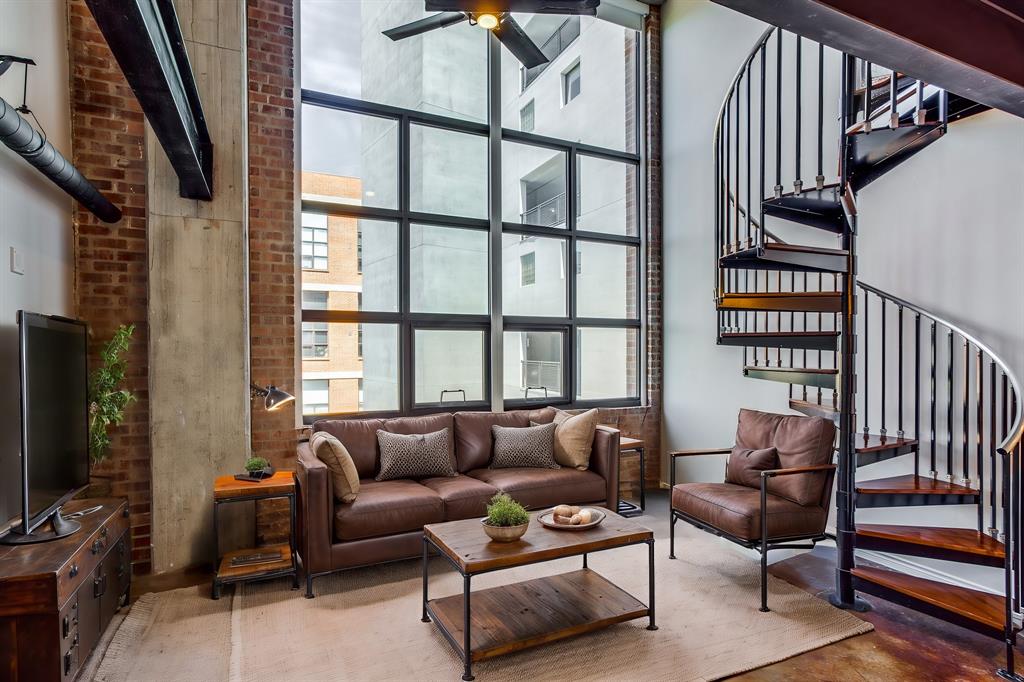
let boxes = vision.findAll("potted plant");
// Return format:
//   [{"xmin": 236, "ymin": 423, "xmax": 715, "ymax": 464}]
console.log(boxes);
[
  {"xmin": 481, "ymin": 492, "xmax": 530, "ymax": 542},
  {"xmin": 235, "ymin": 456, "xmax": 274, "ymax": 482},
  {"xmin": 87, "ymin": 325, "xmax": 135, "ymax": 496}
]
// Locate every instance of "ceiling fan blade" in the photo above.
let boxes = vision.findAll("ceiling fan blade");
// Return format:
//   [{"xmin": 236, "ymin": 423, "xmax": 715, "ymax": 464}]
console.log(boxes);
[
  {"xmin": 493, "ymin": 15, "xmax": 548, "ymax": 69},
  {"xmin": 383, "ymin": 12, "xmax": 466, "ymax": 41}
]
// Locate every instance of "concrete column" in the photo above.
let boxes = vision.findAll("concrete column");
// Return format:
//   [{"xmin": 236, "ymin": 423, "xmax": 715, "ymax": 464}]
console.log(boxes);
[{"xmin": 148, "ymin": 0, "xmax": 250, "ymax": 572}]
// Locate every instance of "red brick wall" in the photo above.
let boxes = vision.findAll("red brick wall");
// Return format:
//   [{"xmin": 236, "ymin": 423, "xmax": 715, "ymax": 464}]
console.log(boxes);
[
  {"xmin": 68, "ymin": 0, "xmax": 152, "ymax": 573},
  {"xmin": 248, "ymin": 0, "xmax": 298, "ymax": 543}
]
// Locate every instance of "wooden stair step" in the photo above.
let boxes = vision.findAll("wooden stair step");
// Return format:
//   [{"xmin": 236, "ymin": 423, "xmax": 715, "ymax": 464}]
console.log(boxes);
[
  {"xmin": 743, "ymin": 366, "xmax": 838, "ymax": 389},
  {"xmin": 852, "ymin": 566, "xmax": 1004, "ymax": 636},
  {"xmin": 856, "ymin": 524, "xmax": 1004, "ymax": 567},
  {"xmin": 719, "ymin": 331, "xmax": 839, "ymax": 351},
  {"xmin": 720, "ymin": 243, "xmax": 848, "ymax": 274},
  {"xmin": 854, "ymin": 433, "xmax": 918, "ymax": 465},
  {"xmin": 719, "ymin": 292, "xmax": 843, "ymax": 313},
  {"xmin": 856, "ymin": 474, "xmax": 980, "ymax": 508},
  {"xmin": 789, "ymin": 398, "xmax": 839, "ymax": 421}
]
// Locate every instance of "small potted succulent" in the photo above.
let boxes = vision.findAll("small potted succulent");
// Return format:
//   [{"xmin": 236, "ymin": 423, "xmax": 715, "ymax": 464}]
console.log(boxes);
[
  {"xmin": 481, "ymin": 492, "xmax": 530, "ymax": 542},
  {"xmin": 235, "ymin": 456, "xmax": 274, "ymax": 482}
]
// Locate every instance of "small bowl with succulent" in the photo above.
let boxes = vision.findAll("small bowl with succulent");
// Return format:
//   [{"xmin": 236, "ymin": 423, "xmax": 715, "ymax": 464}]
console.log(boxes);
[
  {"xmin": 234, "ymin": 456, "xmax": 275, "ymax": 482},
  {"xmin": 481, "ymin": 492, "xmax": 530, "ymax": 542}
]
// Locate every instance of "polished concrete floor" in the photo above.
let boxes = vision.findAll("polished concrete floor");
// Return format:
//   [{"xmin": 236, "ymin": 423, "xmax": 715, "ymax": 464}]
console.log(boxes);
[{"xmin": 135, "ymin": 489, "xmax": 1014, "ymax": 681}]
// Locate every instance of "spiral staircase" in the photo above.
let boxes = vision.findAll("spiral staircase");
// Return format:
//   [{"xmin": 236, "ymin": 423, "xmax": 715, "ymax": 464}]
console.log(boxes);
[{"xmin": 713, "ymin": 27, "xmax": 1024, "ymax": 679}]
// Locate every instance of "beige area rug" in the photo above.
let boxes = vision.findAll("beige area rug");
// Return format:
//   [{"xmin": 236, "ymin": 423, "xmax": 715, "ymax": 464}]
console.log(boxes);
[{"xmin": 90, "ymin": 524, "xmax": 871, "ymax": 681}]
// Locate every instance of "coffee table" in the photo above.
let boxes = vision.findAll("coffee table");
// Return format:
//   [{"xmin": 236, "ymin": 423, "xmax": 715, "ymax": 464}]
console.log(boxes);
[{"xmin": 421, "ymin": 510, "xmax": 656, "ymax": 681}]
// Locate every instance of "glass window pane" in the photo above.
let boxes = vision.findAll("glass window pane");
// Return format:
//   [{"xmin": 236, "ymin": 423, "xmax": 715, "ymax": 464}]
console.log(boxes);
[
  {"xmin": 300, "ymin": 0, "xmax": 487, "ymax": 121},
  {"xmin": 410, "ymin": 125, "xmax": 488, "ymax": 218},
  {"xmin": 576, "ymin": 241, "xmax": 638, "ymax": 319},
  {"xmin": 502, "ymin": 142, "xmax": 567, "ymax": 228},
  {"xmin": 500, "ymin": 17, "xmax": 638, "ymax": 152},
  {"xmin": 501, "ymin": 234, "xmax": 566, "ymax": 317},
  {"xmin": 410, "ymin": 225, "xmax": 488, "ymax": 314},
  {"xmin": 503, "ymin": 330, "xmax": 563, "ymax": 400},
  {"xmin": 300, "ymin": 217, "xmax": 398, "ymax": 312},
  {"xmin": 302, "ymin": 323, "xmax": 399, "ymax": 413},
  {"xmin": 576, "ymin": 327, "xmax": 638, "ymax": 400},
  {"xmin": 301, "ymin": 105, "xmax": 398, "ymax": 210},
  {"xmin": 415, "ymin": 329, "xmax": 485, "ymax": 404},
  {"xmin": 577, "ymin": 155, "xmax": 638, "ymax": 236}
]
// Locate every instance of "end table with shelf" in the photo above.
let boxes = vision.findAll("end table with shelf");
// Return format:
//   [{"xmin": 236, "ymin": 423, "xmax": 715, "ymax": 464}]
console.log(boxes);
[
  {"xmin": 212, "ymin": 471, "xmax": 298, "ymax": 599},
  {"xmin": 617, "ymin": 436, "xmax": 646, "ymax": 517}
]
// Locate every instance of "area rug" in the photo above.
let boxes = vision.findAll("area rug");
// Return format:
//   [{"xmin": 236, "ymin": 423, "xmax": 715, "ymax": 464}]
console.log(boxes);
[{"xmin": 90, "ymin": 524, "xmax": 871, "ymax": 681}]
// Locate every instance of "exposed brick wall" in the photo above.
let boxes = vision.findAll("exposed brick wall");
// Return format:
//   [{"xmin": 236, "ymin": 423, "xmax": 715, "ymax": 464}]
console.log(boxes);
[
  {"xmin": 248, "ymin": 0, "xmax": 298, "ymax": 543},
  {"xmin": 68, "ymin": 0, "xmax": 152, "ymax": 573}
]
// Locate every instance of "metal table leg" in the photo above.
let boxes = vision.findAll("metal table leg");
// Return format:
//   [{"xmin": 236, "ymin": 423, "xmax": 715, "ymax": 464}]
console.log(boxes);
[
  {"xmin": 646, "ymin": 539, "xmax": 657, "ymax": 630},
  {"xmin": 639, "ymin": 447, "xmax": 646, "ymax": 511},
  {"xmin": 289, "ymin": 493, "xmax": 299, "ymax": 589},
  {"xmin": 421, "ymin": 536, "xmax": 430, "ymax": 623},
  {"xmin": 462, "ymin": 573, "xmax": 474, "ymax": 681},
  {"xmin": 211, "ymin": 500, "xmax": 221, "ymax": 599}
]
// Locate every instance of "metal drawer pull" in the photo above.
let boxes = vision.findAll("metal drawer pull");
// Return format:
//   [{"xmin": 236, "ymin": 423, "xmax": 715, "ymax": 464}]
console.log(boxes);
[{"xmin": 69, "ymin": 564, "xmax": 79, "ymax": 578}]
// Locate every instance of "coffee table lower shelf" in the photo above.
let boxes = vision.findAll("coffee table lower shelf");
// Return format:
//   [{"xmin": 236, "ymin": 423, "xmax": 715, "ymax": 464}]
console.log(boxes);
[{"xmin": 425, "ymin": 568, "xmax": 648, "ymax": 663}]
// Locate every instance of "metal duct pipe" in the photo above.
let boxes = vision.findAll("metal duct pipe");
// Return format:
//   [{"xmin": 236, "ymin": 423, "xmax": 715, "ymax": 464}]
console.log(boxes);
[{"xmin": 0, "ymin": 94, "xmax": 121, "ymax": 223}]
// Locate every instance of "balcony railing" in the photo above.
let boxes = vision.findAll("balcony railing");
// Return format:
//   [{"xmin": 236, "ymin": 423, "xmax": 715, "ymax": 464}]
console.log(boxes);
[
  {"xmin": 521, "ymin": 359, "xmax": 561, "ymax": 397},
  {"xmin": 520, "ymin": 17, "xmax": 581, "ymax": 90},
  {"xmin": 521, "ymin": 193, "xmax": 566, "ymax": 228}
]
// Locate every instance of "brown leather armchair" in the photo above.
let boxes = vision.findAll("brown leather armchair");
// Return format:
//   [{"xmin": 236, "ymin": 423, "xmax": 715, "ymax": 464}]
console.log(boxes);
[{"xmin": 668, "ymin": 408, "xmax": 836, "ymax": 612}]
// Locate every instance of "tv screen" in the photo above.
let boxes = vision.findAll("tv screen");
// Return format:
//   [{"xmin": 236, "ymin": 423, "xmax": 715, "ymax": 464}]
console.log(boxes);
[{"xmin": 18, "ymin": 313, "xmax": 89, "ymax": 533}]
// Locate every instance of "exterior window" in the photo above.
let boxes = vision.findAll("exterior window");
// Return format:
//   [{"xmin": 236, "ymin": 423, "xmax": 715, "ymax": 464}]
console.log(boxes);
[
  {"xmin": 520, "ymin": 252, "xmax": 536, "ymax": 286},
  {"xmin": 303, "ymin": 290, "xmax": 328, "ymax": 310},
  {"xmin": 301, "ymin": 212, "xmax": 328, "ymax": 270},
  {"xmin": 302, "ymin": 322, "xmax": 329, "ymax": 359},
  {"xmin": 519, "ymin": 100, "xmax": 535, "ymax": 133},
  {"xmin": 562, "ymin": 62, "xmax": 581, "ymax": 105},
  {"xmin": 356, "ymin": 229, "xmax": 363, "ymax": 273},
  {"xmin": 303, "ymin": 379, "xmax": 329, "ymax": 414}
]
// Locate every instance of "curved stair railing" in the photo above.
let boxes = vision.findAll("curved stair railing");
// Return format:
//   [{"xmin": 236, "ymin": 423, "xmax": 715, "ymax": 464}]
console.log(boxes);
[{"xmin": 711, "ymin": 25, "xmax": 1024, "ymax": 681}]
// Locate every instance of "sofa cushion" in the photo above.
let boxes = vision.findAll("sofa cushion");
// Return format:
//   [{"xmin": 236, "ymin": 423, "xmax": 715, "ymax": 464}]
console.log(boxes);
[
  {"xmin": 310, "ymin": 431, "xmax": 360, "ymax": 503},
  {"xmin": 383, "ymin": 412, "xmax": 456, "ymax": 466},
  {"xmin": 421, "ymin": 474, "xmax": 499, "ymax": 520},
  {"xmin": 375, "ymin": 428, "xmax": 456, "ymax": 481},
  {"xmin": 491, "ymin": 423, "xmax": 559, "ymax": 469},
  {"xmin": 671, "ymin": 482, "xmax": 827, "ymax": 541},
  {"xmin": 725, "ymin": 445, "xmax": 778, "ymax": 490},
  {"xmin": 312, "ymin": 418, "xmax": 384, "ymax": 479},
  {"xmin": 467, "ymin": 467, "xmax": 605, "ymax": 510},
  {"xmin": 551, "ymin": 408, "xmax": 599, "ymax": 470},
  {"xmin": 735, "ymin": 408, "xmax": 835, "ymax": 506},
  {"xmin": 453, "ymin": 410, "xmax": 531, "ymax": 472},
  {"xmin": 334, "ymin": 479, "xmax": 444, "ymax": 541}
]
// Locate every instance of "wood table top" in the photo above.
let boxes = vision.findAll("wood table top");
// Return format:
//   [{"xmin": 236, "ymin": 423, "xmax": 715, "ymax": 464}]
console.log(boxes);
[
  {"xmin": 213, "ymin": 471, "xmax": 294, "ymax": 500},
  {"xmin": 424, "ymin": 509, "xmax": 653, "ymax": 574},
  {"xmin": 619, "ymin": 436, "xmax": 644, "ymax": 451}
]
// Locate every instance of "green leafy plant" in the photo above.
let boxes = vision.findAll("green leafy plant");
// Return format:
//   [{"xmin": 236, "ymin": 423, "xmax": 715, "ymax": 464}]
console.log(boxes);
[
  {"xmin": 88, "ymin": 325, "xmax": 135, "ymax": 463},
  {"xmin": 485, "ymin": 492, "xmax": 529, "ymax": 527},
  {"xmin": 245, "ymin": 457, "xmax": 270, "ymax": 473}
]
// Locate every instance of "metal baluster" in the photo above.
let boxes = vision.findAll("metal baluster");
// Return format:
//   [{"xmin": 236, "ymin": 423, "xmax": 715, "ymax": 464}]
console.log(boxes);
[
  {"xmin": 881, "ymin": 298, "xmax": 887, "ymax": 437},
  {"xmin": 930, "ymin": 322, "xmax": 937, "ymax": 477},
  {"xmin": 889, "ymin": 68, "xmax": 899, "ymax": 129},
  {"xmin": 947, "ymin": 330, "xmax": 954, "ymax": 481},
  {"xmin": 735, "ymin": 87, "xmax": 741, "ymax": 252},
  {"xmin": 746, "ymin": 61, "xmax": 752, "ymax": 248},
  {"xmin": 759, "ymin": 42, "xmax": 766, "ymax": 242},
  {"xmin": 833, "ymin": 273, "xmax": 839, "ymax": 407},
  {"xmin": 725, "ymin": 98, "xmax": 730, "ymax": 256},
  {"xmin": 794, "ymin": 36, "xmax": 802, "ymax": 194},
  {"xmin": 940, "ymin": 88, "xmax": 949, "ymax": 130},
  {"xmin": 915, "ymin": 79, "xmax": 926, "ymax": 125},
  {"xmin": 775, "ymin": 31, "xmax": 783, "ymax": 198},
  {"xmin": 977, "ymin": 348, "xmax": 984, "ymax": 532},
  {"xmin": 863, "ymin": 61, "xmax": 873, "ymax": 133},
  {"xmin": 990, "ymin": 362, "xmax": 998, "ymax": 535},
  {"xmin": 817, "ymin": 271, "xmax": 823, "ymax": 405},
  {"xmin": 863, "ymin": 289, "xmax": 870, "ymax": 434},
  {"xmin": 914, "ymin": 313, "xmax": 921, "ymax": 477},
  {"xmin": 898, "ymin": 305, "xmax": 904, "ymax": 437},
  {"xmin": 963, "ymin": 341, "xmax": 970, "ymax": 486},
  {"xmin": 803, "ymin": 271, "xmax": 808, "ymax": 401},
  {"xmin": 816, "ymin": 43, "xmax": 824, "ymax": 189}
]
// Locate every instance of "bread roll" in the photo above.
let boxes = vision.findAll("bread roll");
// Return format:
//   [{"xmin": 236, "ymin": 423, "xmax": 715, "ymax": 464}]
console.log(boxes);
[
  {"xmin": 553, "ymin": 504, "xmax": 573, "ymax": 517},
  {"xmin": 553, "ymin": 514, "xmax": 573, "ymax": 525},
  {"xmin": 569, "ymin": 513, "xmax": 583, "ymax": 525},
  {"xmin": 569, "ymin": 506, "xmax": 581, "ymax": 516},
  {"xmin": 578, "ymin": 509, "xmax": 592, "ymax": 524}
]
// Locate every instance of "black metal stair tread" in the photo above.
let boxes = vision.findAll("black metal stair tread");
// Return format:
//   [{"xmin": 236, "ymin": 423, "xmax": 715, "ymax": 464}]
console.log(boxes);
[
  {"xmin": 718, "ymin": 292, "xmax": 843, "ymax": 313},
  {"xmin": 847, "ymin": 123, "xmax": 945, "ymax": 190},
  {"xmin": 856, "ymin": 524, "xmax": 1004, "ymax": 561},
  {"xmin": 720, "ymin": 331, "xmax": 839, "ymax": 343},
  {"xmin": 761, "ymin": 187, "xmax": 846, "ymax": 233},
  {"xmin": 720, "ymin": 243, "xmax": 848, "ymax": 274},
  {"xmin": 744, "ymin": 366, "xmax": 838, "ymax": 375},
  {"xmin": 856, "ymin": 474, "xmax": 978, "ymax": 496},
  {"xmin": 851, "ymin": 566, "xmax": 1003, "ymax": 633},
  {"xmin": 789, "ymin": 398, "xmax": 839, "ymax": 421},
  {"xmin": 855, "ymin": 433, "xmax": 917, "ymax": 453}
]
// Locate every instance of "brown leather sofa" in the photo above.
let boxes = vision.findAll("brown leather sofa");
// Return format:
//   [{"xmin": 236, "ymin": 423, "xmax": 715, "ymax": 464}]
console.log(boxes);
[
  {"xmin": 668, "ymin": 408, "xmax": 836, "ymax": 612},
  {"xmin": 296, "ymin": 408, "xmax": 620, "ymax": 597}
]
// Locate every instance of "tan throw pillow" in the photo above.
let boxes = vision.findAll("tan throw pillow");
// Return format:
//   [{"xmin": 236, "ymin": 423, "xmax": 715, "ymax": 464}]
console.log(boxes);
[
  {"xmin": 310, "ymin": 431, "xmax": 360, "ymax": 503},
  {"xmin": 551, "ymin": 408, "xmax": 599, "ymax": 470}
]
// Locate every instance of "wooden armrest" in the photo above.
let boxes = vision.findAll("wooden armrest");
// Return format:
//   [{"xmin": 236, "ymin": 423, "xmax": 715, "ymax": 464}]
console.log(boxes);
[
  {"xmin": 761, "ymin": 464, "xmax": 837, "ymax": 478},
  {"xmin": 669, "ymin": 448, "xmax": 731, "ymax": 459}
]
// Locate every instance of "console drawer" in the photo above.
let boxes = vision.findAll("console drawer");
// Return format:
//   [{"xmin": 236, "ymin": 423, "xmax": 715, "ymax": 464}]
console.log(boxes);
[{"xmin": 56, "ymin": 509, "xmax": 129, "ymax": 608}]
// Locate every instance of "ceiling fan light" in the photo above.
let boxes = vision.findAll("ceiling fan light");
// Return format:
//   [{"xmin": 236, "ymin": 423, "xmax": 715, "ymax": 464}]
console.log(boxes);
[{"xmin": 476, "ymin": 13, "xmax": 499, "ymax": 30}]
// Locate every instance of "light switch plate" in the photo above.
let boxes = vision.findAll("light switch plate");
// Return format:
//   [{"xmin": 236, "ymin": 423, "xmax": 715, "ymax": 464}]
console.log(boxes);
[{"xmin": 9, "ymin": 247, "xmax": 23, "ymax": 275}]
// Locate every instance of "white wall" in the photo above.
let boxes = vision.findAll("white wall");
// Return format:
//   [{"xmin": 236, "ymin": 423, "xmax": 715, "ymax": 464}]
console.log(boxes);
[
  {"xmin": 0, "ymin": 0, "xmax": 74, "ymax": 529},
  {"xmin": 663, "ymin": 0, "xmax": 1024, "ymax": 591}
]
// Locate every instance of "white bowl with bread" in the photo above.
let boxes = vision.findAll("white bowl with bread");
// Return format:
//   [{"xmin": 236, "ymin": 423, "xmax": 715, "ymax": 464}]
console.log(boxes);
[{"xmin": 537, "ymin": 504, "xmax": 606, "ymax": 530}]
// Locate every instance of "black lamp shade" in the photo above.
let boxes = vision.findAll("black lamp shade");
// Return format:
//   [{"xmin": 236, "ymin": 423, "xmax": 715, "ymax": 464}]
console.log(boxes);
[{"xmin": 264, "ymin": 385, "xmax": 295, "ymax": 411}]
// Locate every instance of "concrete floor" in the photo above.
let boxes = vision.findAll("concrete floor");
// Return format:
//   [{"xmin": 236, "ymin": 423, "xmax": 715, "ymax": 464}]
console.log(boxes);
[{"xmin": 135, "ymin": 489, "xmax": 1015, "ymax": 681}]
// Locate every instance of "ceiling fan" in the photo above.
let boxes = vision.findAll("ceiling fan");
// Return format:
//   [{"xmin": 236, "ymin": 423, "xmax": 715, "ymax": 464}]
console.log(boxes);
[{"xmin": 382, "ymin": 0, "xmax": 601, "ymax": 69}]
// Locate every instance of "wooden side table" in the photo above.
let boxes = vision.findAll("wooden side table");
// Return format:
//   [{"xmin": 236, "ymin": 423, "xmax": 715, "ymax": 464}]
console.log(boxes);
[
  {"xmin": 618, "ymin": 436, "xmax": 646, "ymax": 517},
  {"xmin": 212, "ymin": 471, "xmax": 298, "ymax": 599}
]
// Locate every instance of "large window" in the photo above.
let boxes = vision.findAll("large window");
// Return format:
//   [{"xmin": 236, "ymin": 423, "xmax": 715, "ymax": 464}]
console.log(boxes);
[{"xmin": 299, "ymin": 0, "xmax": 643, "ymax": 418}]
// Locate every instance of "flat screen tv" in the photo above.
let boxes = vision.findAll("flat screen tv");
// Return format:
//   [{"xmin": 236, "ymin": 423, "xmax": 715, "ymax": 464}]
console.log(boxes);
[{"xmin": 0, "ymin": 312, "xmax": 89, "ymax": 544}]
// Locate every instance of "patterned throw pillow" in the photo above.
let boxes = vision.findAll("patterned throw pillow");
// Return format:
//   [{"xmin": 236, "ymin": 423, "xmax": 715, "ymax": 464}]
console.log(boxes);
[
  {"xmin": 375, "ymin": 428, "xmax": 456, "ymax": 481},
  {"xmin": 310, "ymin": 431, "xmax": 360, "ymax": 503},
  {"xmin": 490, "ymin": 423, "xmax": 559, "ymax": 469}
]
